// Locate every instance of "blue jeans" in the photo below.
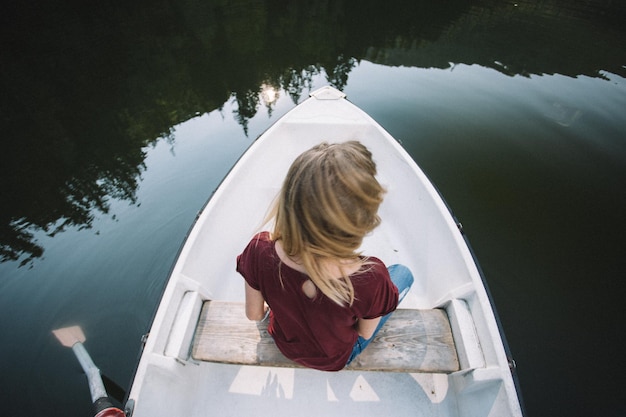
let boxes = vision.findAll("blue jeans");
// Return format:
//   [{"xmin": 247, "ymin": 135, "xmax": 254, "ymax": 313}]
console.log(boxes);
[{"xmin": 346, "ymin": 264, "xmax": 414, "ymax": 365}]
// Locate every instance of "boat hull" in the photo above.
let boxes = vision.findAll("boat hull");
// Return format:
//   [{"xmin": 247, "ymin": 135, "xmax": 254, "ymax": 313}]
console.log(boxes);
[{"xmin": 126, "ymin": 86, "xmax": 523, "ymax": 417}]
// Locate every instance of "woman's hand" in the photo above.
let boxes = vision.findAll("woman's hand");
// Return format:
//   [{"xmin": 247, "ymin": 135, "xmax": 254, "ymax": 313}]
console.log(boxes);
[{"xmin": 355, "ymin": 316, "xmax": 381, "ymax": 340}]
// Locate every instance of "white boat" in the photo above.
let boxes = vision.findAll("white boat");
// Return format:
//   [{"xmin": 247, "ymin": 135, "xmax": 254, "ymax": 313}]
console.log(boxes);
[{"xmin": 125, "ymin": 86, "xmax": 524, "ymax": 417}]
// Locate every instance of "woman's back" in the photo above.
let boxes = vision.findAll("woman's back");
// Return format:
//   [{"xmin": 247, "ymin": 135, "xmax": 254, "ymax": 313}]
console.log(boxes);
[{"xmin": 237, "ymin": 232, "xmax": 398, "ymax": 371}]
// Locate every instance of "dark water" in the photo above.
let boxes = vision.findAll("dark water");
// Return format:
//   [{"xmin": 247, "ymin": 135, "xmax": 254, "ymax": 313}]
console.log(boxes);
[{"xmin": 1, "ymin": 1, "xmax": 625, "ymax": 416}]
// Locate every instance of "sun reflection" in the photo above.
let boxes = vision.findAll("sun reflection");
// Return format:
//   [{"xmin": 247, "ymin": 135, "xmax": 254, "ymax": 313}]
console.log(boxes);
[{"xmin": 260, "ymin": 84, "xmax": 279, "ymax": 108}]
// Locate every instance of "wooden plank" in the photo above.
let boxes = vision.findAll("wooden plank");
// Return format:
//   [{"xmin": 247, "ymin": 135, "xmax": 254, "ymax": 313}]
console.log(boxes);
[
  {"xmin": 346, "ymin": 309, "xmax": 459, "ymax": 372},
  {"xmin": 192, "ymin": 301, "xmax": 290, "ymax": 366},
  {"xmin": 192, "ymin": 301, "xmax": 459, "ymax": 373}
]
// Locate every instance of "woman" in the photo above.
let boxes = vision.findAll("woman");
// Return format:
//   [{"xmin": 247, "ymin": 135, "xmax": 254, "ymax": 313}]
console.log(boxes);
[{"xmin": 236, "ymin": 141, "xmax": 413, "ymax": 371}]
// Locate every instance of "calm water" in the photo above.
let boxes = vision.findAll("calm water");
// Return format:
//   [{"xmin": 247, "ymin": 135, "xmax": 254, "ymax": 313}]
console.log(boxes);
[{"xmin": 1, "ymin": 1, "xmax": 625, "ymax": 416}]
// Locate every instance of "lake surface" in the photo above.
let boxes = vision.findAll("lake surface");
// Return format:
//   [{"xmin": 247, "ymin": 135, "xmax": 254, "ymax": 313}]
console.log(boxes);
[{"xmin": 1, "ymin": 1, "xmax": 625, "ymax": 416}]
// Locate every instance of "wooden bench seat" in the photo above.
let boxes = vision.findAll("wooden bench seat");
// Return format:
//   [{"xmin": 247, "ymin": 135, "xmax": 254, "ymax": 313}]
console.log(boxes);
[{"xmin": 192, "ymin": 301, "xmax": 459, "ymax": 373}]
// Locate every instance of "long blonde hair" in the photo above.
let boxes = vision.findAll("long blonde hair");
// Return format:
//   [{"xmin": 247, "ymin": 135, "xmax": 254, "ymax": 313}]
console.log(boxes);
[{"xmin": 270, "ymin": 141, "xmax": 385, "ymax": 306}]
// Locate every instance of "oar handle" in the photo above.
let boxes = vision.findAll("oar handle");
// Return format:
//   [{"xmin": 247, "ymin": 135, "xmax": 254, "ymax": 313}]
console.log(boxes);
[
  {"xmin": 71, "ymin": 342, "xmax": 126, "ymax": 417},
  {"xmin": 71, "ymin": 342, "xmax": 108, "ymax": 402},
  {"xmin": 94, "ymin": 397, "xmax": 126, "ymax": 417}
]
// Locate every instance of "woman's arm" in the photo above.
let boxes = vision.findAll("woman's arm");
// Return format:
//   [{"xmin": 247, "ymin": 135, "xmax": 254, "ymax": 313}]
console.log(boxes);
[
  {"xmin": 355, "ymin": 316, "xmax": 381, "ymax": 340},
  {"xmin": 245, "ymin": 282, "xmax": 267, "ymax": 321}
]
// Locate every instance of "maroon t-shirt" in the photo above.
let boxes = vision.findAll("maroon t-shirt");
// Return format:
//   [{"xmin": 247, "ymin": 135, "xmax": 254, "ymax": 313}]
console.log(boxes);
[{"xmin": 236, "ymin": 232, "xmax": 398, "ymax": 371}]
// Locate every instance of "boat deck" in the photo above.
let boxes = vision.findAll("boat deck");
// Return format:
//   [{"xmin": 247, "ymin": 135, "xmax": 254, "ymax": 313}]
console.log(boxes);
[{"xmin": 134, "ymin": 357, "xmax": 462, "ymax": 417}]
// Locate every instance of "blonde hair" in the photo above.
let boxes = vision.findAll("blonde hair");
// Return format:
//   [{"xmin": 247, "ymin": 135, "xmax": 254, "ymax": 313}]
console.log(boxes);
[{"xmin": 270, "ymin": 141, "xmax": 385, "ymax": 306}]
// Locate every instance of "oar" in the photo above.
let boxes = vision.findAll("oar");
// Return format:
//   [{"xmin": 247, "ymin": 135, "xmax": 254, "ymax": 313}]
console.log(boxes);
[{"xmin": 53, "ymin": 326, "xmax": 126, "ymax": 417}]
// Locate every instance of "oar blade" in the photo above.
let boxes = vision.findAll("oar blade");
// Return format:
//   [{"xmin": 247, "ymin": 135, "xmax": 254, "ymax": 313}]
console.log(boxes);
[{"xmin": 53, "ymin": 325, "xmax": 86, "ymax": 347}]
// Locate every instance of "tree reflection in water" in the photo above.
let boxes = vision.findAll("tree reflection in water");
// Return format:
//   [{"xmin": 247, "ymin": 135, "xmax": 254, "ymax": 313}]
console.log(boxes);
[{"xmin": 1, "ymin": 0, "xmax": 624, "ymax": 265}]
